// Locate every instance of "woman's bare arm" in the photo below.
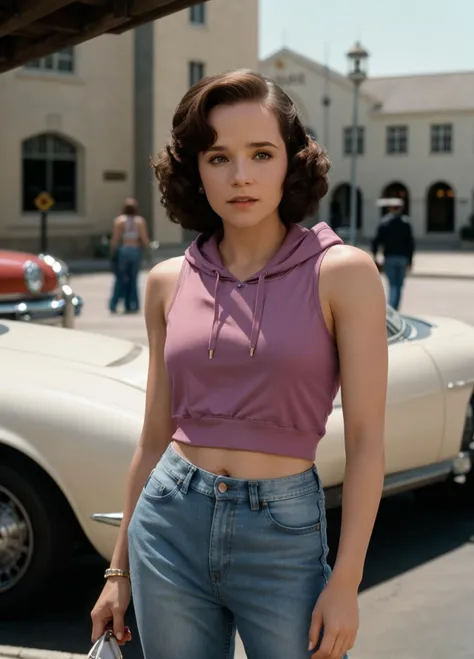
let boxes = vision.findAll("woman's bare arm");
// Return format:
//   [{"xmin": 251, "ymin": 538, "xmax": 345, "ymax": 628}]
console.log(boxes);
[
  {"xmin": 325, "ymin": 245, "xmax": 387, "ymax": 585},
  {"xmin": 109, "ymin": 259, "xmax": 181, "ymax": 570},
  {"xmin": 309, "ymin": 246, "xmax": 387, "ymax": 657},
  {"xmin": 110, "ymin": 217, "xmax": 123, "ymax": 253}
]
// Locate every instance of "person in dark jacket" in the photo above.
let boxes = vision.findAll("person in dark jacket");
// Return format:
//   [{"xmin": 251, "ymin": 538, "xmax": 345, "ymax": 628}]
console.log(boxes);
[{"xmin": 372, "ymin": 200, "xmax": 415, "ymax": 310}]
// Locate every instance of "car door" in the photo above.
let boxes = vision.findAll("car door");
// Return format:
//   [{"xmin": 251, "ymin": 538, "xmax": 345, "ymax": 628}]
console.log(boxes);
[
  {"xmin": 316, "ymin": 307, "xmax": 445, "ymax": 488},
  {"xmin": 383, "ymin": 308, "xmax": 445, "ymax": 474}
]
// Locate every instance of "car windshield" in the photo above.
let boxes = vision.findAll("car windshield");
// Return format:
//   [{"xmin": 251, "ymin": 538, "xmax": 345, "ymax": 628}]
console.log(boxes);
[{"xmin": 386, "ymin": 305, "xmax": 408, "ymax": 341}]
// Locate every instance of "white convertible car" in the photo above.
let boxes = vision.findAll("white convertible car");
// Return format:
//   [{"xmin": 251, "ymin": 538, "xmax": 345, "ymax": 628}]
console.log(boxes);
[{"xmin": 0, "ymin": 308, "xmax": 473, "ymax": 615}]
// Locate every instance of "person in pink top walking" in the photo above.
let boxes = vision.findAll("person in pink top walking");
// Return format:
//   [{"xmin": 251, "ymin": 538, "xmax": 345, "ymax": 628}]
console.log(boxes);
[{"xmin": 91, "ymin": 70, "xmax": 387, "ymax": 659}]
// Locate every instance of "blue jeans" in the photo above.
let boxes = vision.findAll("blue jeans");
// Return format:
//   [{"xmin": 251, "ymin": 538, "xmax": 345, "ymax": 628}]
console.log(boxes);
[
  {"xmin": 384, "ymin": 255, "xmax": 409, "ymax": 310},
  {"xmin": 128, "ymin": 444, "xmax": 347, "ymax": 659},
  {"xmin": 109, "ymin": 246, "xmax": 142, "ymax": 312}
]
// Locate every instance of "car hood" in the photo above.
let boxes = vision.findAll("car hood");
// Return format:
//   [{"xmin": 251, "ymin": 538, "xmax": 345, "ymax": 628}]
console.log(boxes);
[
  {"xmin": 404, "ymin": 313, "xmax": 474, "ymax": 337},
  {"xmin": 0, "ymin": 250, "xmax": 45, "ymax": 268},
  {"xmin": 0, "ymin": 250, "xmax": 57, "ymax": 295},
  {"xmin": 0, "ymin": 320, "xmax": 148, "ymax": 390}
]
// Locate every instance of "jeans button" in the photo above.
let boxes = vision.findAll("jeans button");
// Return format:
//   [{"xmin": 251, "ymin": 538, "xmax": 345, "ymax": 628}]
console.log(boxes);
[{"xmin": 218, "ymin": 482, "xmax": 228, "ymax": 493}]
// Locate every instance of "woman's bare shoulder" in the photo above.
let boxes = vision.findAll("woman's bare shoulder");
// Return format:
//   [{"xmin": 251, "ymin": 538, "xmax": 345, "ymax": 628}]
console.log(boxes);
[
  {"xmin": 146, "ymin": 256, "xmax": 186, "ymax": 316},
  {"xmin": 322, "ymin": 244, "xmax": 378, "ymax": 280},
  {"xmin": 320, "ymin": 245, "xmax": 383, "ymax": 311}
]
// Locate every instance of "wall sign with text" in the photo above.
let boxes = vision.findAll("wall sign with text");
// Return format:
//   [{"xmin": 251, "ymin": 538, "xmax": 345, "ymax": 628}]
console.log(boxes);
[{"xmin": 274, "ymin": 73, "xmax": 305, "ymax": 86}]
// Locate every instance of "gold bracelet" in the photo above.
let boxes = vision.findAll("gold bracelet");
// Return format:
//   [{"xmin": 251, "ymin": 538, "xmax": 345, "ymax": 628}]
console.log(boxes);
[{"xmin": 104, "ymin": 568, "xmax": 130, "ymax": 580}]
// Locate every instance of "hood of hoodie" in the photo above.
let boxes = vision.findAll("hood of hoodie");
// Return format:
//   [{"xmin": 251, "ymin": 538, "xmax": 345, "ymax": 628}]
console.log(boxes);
[
  {"xmin": 185, "ymin": 222, "xmax": 343, "ymax": 359},
  {"xmin": 185, "ymin": 222, "xmax": 341, "ymax": 282}
]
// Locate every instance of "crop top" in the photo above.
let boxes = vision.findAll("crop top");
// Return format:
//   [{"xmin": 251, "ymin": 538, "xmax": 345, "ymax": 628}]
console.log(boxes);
[{"xmin": 164, "ymin": 222, "xmax": 343, "ymax": 460}]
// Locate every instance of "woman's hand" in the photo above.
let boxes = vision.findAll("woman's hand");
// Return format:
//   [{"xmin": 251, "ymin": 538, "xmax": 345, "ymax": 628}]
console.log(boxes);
[
  {"xmin": 91, "ymin": 577, "xmax": 132, "ymax": 646},
  {"xmin": 308, "ymin": 573, "xmax": 359, "ymax": 658}
]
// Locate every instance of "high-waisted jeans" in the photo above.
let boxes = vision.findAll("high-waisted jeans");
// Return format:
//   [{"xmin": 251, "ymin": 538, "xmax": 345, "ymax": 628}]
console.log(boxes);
[{"xmin": 128, "ymin": 444, "xmax": 346, "ymax": 658}]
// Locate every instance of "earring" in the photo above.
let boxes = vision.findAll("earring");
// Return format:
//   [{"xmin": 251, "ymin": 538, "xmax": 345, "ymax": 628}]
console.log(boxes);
[{"xmin": 198, "ymin": 185, "xmax": 204, "ymax": 194}]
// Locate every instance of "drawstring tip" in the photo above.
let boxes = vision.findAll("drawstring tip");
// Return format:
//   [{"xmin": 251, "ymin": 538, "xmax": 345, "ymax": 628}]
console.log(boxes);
[
  {"xmin": 249, "ymin": 347, "xmax": 255, "ymax": 357},
  {"xmin": 209, "ymin": 349, "xmax": 214, "ymax": 360}
]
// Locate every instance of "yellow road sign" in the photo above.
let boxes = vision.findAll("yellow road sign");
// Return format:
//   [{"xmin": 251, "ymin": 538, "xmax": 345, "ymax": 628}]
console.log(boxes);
[{"xmin": 34, "ymin": 192, "xmax": 55, "ymax": 212}]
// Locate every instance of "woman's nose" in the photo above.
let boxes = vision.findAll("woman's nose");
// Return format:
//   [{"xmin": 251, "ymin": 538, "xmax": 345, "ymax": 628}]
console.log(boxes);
[{"xmin": 230, "ymin": 160, "xmax": 253, "ymax": 187}]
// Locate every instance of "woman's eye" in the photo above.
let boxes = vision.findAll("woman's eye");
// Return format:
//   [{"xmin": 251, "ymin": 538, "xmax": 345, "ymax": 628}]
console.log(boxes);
[
  {"xmin": 254, "ymin": 151, "xmax": 272, "ymax": 160},
  {"xmin": 209, "ymin": 155, "xmax": 227, "ymax": 165}
]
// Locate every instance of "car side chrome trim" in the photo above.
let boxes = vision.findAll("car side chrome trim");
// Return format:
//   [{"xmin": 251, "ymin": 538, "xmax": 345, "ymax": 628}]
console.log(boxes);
[
  {"xmin": 324, "ymin": 459, "xmax": 457, "ymax": 509},
  {"xmin": 91, "ymin": 457, "xmax": 470, "ymax": 525},
  {"xmin": 91, "ymin": 512, "xmax": 123, "ymax": 527},
  {"xmin": 447, "ymin": 379, "xmax": 474, "ymax": 390}
]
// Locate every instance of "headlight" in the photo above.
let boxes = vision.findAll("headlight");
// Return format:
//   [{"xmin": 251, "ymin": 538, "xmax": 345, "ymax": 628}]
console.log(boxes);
[
  {"xmin": 52, "ymin": 259, "xmax": 70, "ymax": 286},
  {"xmin": 39, "ymin": 253, "xmax": 70, "ymax": 287}
]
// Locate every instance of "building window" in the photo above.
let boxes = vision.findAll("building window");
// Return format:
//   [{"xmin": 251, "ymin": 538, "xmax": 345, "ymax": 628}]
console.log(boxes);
[
  {"xmin": 190, "ymin": 3, "xmax": 206, "ymax": 24},
  {"xmin": 386, "ymin": 126, "xmax": 408, "ymax": 154},
  {"xmin": 330, "ymin": 183, "xmax": 363, "ymax": 230},
  {"xmin": 25, "ymin": 47, "xmax": 75, "ymax": 74},
  {"xmin": 426, "ymin": 182, "xmax": 455, "ymax": 232},
  {"xmin": 22, "ymin": 134, "xmax": 77, "ymax": 212},
  {"xmin": 343, "ymin": 127, "xmax": 365, "ymax": 155},
  {"xmin": 431, "ymin": 124, "xmax": 453, "ymax": 153},
  {"xmin": 189, "ymin": 61, "xmax": 205, "ymax": 88},
  {"xmin": 380, "ymin": 182, "xmax": 410, "ymax": 216}
]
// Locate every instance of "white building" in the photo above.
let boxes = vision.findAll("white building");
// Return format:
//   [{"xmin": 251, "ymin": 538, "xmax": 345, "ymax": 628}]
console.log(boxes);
[
  {"xmin": 0, "ymin": 1, "xmax": 259, "ymax": 257},
  {"xmin": 260, "ymin": 48, "xmax": 474, "ymax": 246}
]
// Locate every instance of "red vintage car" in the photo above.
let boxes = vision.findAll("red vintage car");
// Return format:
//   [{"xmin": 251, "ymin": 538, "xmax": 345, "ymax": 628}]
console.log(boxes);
[{"xmin": 0, "ymin": 250, "xmax": 83, "ymax": 328}]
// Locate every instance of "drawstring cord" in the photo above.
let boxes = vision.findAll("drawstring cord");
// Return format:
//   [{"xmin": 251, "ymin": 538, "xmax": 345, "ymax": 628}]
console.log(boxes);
[
  {"xmin": 208, "ymin": 270, "xmax": 220, "ymax": 359},
  {"xmin": 249, "ymin": 272, "xmax": 267, "ymax": 357},
  {"xmin": 208, "ymin": 270, "xmax": 267, "ymax": 359}
]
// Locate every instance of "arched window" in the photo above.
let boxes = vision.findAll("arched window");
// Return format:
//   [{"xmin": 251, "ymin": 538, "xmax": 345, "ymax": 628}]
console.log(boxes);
[
  {"xmin": 330, "ymin": 183, "xmax": 363, "ymax": 230},
  {"xmin": 22, "ymin": 134, "xmax": 77, "ymax": 212},
  {"xmin": 381, "ymin": 182, "xmax": 410, "ymax": 216},
  {"xmin": 427, "ymin": 182, "xmax": 455, "ymax": 232}
]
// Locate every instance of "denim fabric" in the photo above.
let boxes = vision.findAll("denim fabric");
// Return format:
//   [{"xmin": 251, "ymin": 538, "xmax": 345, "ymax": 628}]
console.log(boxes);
[
  {"xmin": 109, "ymin": 245, "xmax": 142, "ymax": 312},
  {"xmin": 128, "ymin": 444, "xmax": 347, "ymax": 659},
  {"xmin": 384, "ymin": 255, "xmax": 409, "ymax": 310}
]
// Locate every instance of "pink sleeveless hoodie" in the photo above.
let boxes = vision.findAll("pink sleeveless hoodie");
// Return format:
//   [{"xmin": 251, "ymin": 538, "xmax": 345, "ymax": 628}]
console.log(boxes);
[{"xmin": 164, "ymin": 222, "xmax": 343, "ymax": 460}]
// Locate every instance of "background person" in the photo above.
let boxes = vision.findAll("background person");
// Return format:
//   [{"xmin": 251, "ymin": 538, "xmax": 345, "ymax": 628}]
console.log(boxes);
[
  {"xmin": 372, "ymin": 200, "xmax": 415, "ymax": 310},
  {"xmin": 91, "ymin": 70, "xmax": 387, "ymax": 659},
  {"xmin": 109, "ymin": 198, "xmax": 150, "ymax": 313}
]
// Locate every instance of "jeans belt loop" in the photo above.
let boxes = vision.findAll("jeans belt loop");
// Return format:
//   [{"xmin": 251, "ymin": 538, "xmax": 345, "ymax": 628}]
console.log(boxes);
[
  {"xmin": 312, "ymin": 464, "xmax": 321, "ymax": 492},
  {"xmin": 248, "ymin": 482, "xmax": 260, "ymax": 511},
  {"xmin": 180, "ymin": 465, "xmax": 197, "ymax": 494}
]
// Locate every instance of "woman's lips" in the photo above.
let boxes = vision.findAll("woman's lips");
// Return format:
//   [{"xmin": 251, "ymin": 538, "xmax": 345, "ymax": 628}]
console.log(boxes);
[{"xmin": 228, "ymin": 197, "xmax": 259, "ymax": 207}]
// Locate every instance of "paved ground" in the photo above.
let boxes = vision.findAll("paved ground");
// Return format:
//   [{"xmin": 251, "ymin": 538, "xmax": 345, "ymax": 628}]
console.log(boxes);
[
  {"xmin": 68, "ymin": 245, "xmax": 474, "ymax": 280},
  {"xmin": 72, "ymin": 267, "xmax": 474, "ymax": 342},
  {"xmin": 2, "ymin": 270, "xmax": 474, "ymax": 659}
]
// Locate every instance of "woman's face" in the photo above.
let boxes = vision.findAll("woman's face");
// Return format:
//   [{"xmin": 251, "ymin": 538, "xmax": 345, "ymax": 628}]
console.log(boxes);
[{"xmin": 198, "ymin": 102, "xmax": 288, "ymax": 230}]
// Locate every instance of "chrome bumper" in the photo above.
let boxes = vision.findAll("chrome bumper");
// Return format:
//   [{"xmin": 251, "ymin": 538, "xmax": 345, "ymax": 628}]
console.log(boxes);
[
  {"xmin": 91, "ymin": 512, "xmax": 123, "ymax": 528},
  {"xmin": 91, "ymin": 452, "xmax": 474, "ymax": 527},
  {"xmin": 0, "ymin": 285, "xmax": 83, "ymax": 328}
]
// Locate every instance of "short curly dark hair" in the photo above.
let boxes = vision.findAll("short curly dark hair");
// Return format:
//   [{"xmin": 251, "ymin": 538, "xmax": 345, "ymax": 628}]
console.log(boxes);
[{"xmin": 153, "ymin": 69, "xmax": 331, "ymax": 236}]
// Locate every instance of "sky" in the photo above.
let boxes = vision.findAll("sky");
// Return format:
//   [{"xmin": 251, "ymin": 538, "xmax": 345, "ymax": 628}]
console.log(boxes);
[{"xmin": 259, "ymin": 0, "xmax": 474, "ymax": 78}]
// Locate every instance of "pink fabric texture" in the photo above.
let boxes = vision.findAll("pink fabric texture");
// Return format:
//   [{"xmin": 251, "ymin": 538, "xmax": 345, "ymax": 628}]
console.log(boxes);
[{"xmin": 164, "ymin": 223, "xmax": 343, "ymax": 460}]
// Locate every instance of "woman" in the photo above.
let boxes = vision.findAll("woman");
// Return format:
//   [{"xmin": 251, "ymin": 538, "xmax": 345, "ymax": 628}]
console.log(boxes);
[
  {"xmin": 109, "ymin": 198, "xmax": 150, "ymax": 313},
  {"xmin": 91, "ymin": 70, "xmax": 387, "ymax": 659}
]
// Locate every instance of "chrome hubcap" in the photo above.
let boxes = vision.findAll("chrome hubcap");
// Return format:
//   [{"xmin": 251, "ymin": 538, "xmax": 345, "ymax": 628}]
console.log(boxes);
[{"xmin": 0, "ymin": 485, "xmax": 34, "ymax": 593}]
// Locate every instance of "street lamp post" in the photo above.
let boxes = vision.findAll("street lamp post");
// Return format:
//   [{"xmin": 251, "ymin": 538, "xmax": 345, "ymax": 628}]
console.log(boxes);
[{"xmin": 347, "ymin": 42, "xmax": 369, "ymax": 245}]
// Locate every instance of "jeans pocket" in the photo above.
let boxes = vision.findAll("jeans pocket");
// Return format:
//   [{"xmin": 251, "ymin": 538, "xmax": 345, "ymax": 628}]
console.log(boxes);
[
  {"xmin": 141, "ymin": 467, "xmax": 181, "ymax": 502},
  {"xmin": 263, "ymin": 489, "xmax": 322, "ymax": 535}
]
